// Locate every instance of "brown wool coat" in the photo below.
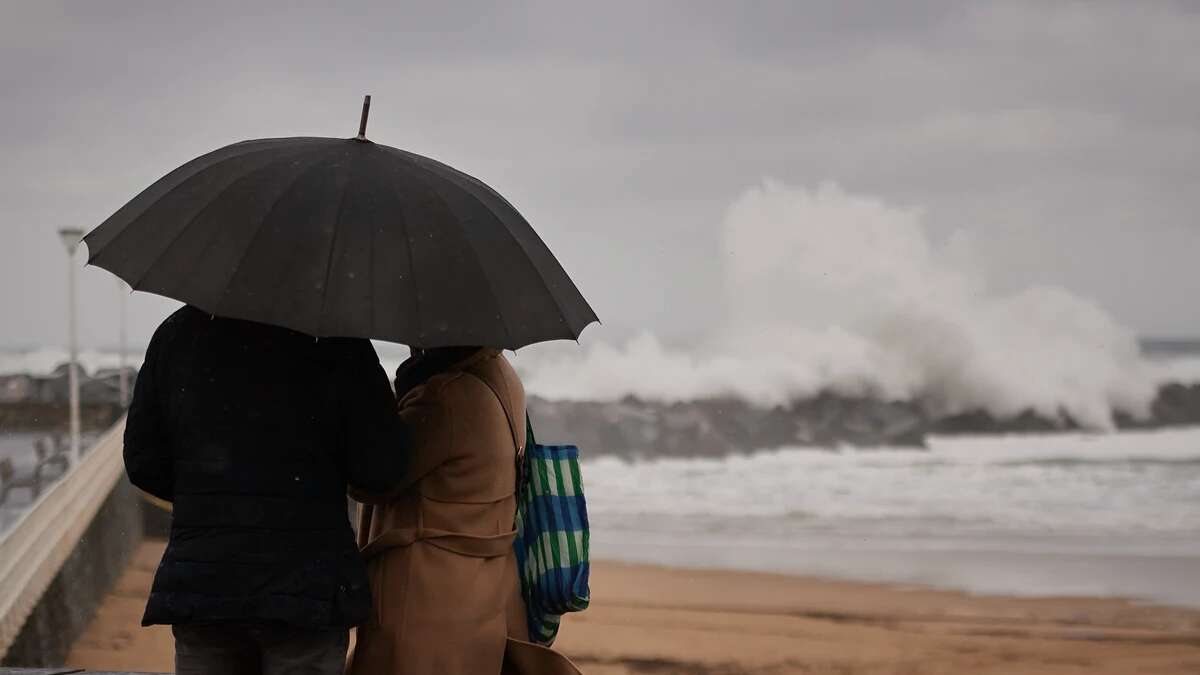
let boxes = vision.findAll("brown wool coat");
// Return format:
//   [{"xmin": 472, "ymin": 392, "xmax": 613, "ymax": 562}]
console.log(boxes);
[{"xmin": 347, "ymin": 349, "xmax": 582, "ymax": 675}]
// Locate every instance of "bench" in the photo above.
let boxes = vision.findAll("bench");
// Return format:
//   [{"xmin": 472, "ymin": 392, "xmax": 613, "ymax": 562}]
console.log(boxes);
[
  {"xmin": 0, "ymin": 458, "xmax": 42, "ymax": 505},
  {"xmin": 33, "ymin": 438, "xmax": 70, "ymax": 481}
]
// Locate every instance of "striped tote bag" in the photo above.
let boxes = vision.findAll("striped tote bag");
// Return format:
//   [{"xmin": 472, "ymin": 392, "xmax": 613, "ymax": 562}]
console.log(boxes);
[{"xmin": 513, "ymin": 414, "xmax": 591, "ymax": 646}]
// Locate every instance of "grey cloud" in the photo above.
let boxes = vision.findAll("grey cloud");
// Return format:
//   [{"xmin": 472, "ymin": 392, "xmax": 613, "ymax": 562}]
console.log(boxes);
[{"xmin": 1, "ymin": 0, "xmax": 1198, "ymax": 353}]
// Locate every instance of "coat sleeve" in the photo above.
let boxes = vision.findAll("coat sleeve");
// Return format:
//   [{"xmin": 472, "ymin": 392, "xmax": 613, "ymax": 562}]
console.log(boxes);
[
  {"xmin": 123, "ymin": 322, "xmax": 173, "ymax": 502},
  {"xmin": 349, "ymin": 373, "xmax": 461, "ymax": 505},
  {"xmin": 341, "ymin": 342, "xmax": 409, "ymax": 501}
]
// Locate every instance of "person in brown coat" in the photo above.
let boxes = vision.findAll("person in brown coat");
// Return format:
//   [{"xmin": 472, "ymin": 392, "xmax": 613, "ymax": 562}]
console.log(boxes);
[{"xmin": 347, "ymin": 347, "xmax": 581, "ymax": 675}]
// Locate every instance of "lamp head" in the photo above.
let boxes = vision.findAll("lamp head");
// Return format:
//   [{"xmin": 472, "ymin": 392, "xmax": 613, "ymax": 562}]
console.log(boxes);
[{"xmin": 57, "ymin": 227, "xmax": 85, "ymax": 256}]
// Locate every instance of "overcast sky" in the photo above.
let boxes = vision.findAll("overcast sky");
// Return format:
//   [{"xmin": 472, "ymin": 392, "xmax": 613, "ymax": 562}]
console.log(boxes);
[{"xmin": 2, "ymin": 0, "xmax": 1199, "ymax": 351}]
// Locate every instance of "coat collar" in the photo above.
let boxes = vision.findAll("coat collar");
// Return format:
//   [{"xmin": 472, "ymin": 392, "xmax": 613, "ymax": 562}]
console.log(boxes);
[{"xmin": 393, "ymin": 347, "xmax": 501, "ymax": 400}]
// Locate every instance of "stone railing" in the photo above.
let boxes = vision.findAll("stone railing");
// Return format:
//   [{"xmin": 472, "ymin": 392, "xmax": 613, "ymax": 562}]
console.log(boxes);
[{"xmin": 0, "ymin": 422, "xmax": 143, "ymax": 666}]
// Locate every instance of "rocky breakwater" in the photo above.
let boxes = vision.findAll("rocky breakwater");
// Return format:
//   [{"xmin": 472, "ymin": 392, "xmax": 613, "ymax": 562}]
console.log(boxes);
[{"xmin": 529, "ymin": 383, "xmax": 1200, "ymax": 459}]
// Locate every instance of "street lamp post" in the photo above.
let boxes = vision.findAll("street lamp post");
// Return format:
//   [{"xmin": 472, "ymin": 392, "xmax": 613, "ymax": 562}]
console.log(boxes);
[{"xmin": 58, "ymin": 227, "xmax": 85, "ymax": 464}]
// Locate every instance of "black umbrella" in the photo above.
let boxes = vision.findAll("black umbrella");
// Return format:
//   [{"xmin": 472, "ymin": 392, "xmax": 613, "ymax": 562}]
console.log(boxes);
[{"xmin": 83, "ymin": 96, "xmax": 597, "ymax": 349}]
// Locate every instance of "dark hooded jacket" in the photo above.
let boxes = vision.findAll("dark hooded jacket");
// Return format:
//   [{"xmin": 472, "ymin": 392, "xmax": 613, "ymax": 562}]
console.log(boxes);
[{"xmin": 123, "ymin": 305, "xmax": 405, "ymax": 628}]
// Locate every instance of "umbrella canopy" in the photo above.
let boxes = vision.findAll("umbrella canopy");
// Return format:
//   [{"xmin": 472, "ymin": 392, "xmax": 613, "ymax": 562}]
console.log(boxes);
[{"xmin": 83, "ymin": 128, "xmax": 597, "ymax": 349}]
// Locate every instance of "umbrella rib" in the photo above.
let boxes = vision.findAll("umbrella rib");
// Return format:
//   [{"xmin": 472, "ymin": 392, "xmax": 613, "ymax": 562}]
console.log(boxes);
[
  {"xmin": 478, "ymin": 207, "xmax": 574, "ymax": 342},
  {"xmin": 213, "ymin": 157, "xmax": 331, "ymax": 315},
  {"xmin": 402, "ymin": 147, "xmax": 585, "ymax": 332},
  {"xmin": 367, "ymin": 196, "xmax": 377, "ymax": 339},
  {"xmin": 92, "ymin": 143, "xmax": 296, "ymax": 265},
  {"xmin": 316, "ymin": 172, "xmax": 353, "ymax": 336},
  {"xmin": 387, "ymin": 147, "xmax": 577, "ymax": 342},
  {"xmin": 472, "ymin": 202, "xmax": 588, "ymax": 339},
  {"xmin": 398, "ymin": 181, "xmax": 422, "ymax": 345},
  {"xmin": 128, "ymin": 151, "xmax": 313, "ymax": 292},
  {"xmin": 389, "ymin": 161, "xmax": 515, "ymax": 348}
]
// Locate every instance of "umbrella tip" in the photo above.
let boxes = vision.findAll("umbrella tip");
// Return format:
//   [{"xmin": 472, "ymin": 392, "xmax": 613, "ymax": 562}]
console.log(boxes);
[{"xmin": 355, "ymin": 94, "xmax": 372, "ymax": 141}]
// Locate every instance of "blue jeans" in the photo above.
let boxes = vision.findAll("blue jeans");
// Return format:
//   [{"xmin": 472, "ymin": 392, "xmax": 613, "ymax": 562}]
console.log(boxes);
[{"xmin": 173, "ymin": 623, "xmax": 349, "ymax": 675}]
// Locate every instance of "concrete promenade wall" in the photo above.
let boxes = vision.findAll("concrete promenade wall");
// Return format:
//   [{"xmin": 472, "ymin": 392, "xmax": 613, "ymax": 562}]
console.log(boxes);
[
  {"xmin": 0, "ymin": 479, "xmax": 143, "ymax": 668},
  {"xmin": 0, "ymin": 423, "xmax": 146, "ymax": 669}
]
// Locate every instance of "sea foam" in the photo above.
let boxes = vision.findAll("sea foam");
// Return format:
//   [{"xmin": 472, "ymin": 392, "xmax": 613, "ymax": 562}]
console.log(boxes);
[
  {"xmin": 518, "ymin": 181, "xmax": 1199, "ymax": 430},
  {"xmin": 582, "ymin": 426, "xmax": 1200, "ymax": 537}
]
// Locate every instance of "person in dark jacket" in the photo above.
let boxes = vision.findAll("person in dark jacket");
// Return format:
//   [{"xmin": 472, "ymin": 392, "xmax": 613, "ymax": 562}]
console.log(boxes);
[{"xmin": 123, "ymin": 305, "xmax": 406, "ymax": 675}]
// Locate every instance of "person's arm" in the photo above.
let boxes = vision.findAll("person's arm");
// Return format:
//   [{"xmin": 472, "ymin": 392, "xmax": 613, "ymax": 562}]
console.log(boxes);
[
  {"xmin": 348, "ymin": 370, "xmax": 464, "ymax": 505},
  {"xmin": 123, "ymin": 322, "xmax": 173, "ymax": 501},
  {"xmin": 341, "ymin": 342, "xmax": 409, "ymax": 501}
]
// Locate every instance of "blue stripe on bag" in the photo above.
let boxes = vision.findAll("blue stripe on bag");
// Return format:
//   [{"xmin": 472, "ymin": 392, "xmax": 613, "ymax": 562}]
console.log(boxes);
[{"xmin": 513, "ymin": 418, "xmax": 590, "ymax": 646}]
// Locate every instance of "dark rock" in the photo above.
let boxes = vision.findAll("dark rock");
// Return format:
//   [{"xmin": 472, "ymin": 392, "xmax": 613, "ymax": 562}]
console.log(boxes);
[
  {"xmin": 932, "ymin": 408, "xmax": 1075, "ymax": 435},
  {"xmin": 1145, "ymin": 383, "xmax": 1200, "ymax": 427},
  {"xmin": 530, "ymin": 392, "xmax": 929, "ymax": 459},
  {"xmin": 532, "ymin": 380, "xmax": 1200, "ymax": 458}
]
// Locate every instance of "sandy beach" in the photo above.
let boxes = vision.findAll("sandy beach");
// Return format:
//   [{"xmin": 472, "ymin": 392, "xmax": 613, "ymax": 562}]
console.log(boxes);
[{"xmin": 66, "ymin": 540, "xmax": 1200, "ymax": 675}]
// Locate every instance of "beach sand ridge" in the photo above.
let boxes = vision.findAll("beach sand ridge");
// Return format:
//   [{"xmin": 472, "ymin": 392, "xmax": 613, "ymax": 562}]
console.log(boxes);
[{"xmin": 67, "ymin": 542, "xmax": 1200, "ymax": 675}]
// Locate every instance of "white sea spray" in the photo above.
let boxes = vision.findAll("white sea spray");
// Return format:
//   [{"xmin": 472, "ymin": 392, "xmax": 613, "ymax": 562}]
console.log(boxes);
[{"xmin": 519, "ymin": 181, "xmax": 1195, "ymax": 429}]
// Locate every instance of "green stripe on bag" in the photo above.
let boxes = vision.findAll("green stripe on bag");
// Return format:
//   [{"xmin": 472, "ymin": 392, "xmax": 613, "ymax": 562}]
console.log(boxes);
[{"xmin": 513, "ymin": 414, "xmax": 591, "ymax": 645}]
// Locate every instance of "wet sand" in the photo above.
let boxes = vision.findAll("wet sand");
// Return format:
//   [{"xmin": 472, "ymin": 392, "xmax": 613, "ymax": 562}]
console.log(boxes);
[
  {"xmin": 69, "ymin": 541, "xmax": 1200, "ymax": 674},
  {"xmin": 65, "ymin": 541, "xmax": 172, "ymax": 673}
]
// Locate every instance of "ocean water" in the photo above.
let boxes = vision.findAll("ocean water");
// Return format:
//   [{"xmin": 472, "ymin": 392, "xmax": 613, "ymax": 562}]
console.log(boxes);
[
  {"xmin": 584, "ymin": 427, "xmax": 1200, "ymax": 607},
  {"xmin": 4, "ymin": 346, "xmax": 1200, "ymax": 605}
]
